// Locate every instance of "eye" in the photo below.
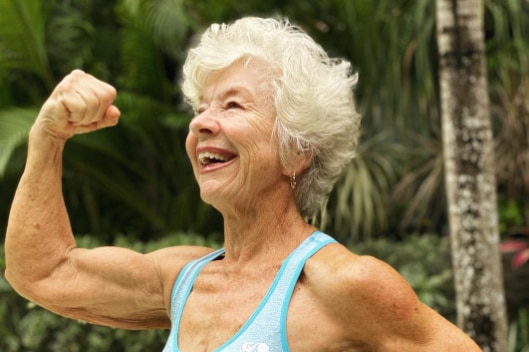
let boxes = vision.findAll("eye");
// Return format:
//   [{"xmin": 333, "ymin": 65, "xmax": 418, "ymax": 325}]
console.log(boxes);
[
  {"xmin": 226, "ymin": 101, "xmax": 242, "ymax": 110},
  {"xmin": 196, "ymin": 105, "xmax": 207, "ymax": 115}
]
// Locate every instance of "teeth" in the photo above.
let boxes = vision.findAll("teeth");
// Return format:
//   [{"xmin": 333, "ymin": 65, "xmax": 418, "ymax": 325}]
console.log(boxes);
[{"xmin": 198, "ymin": 152, "xmax": 230, "ymax": 165}]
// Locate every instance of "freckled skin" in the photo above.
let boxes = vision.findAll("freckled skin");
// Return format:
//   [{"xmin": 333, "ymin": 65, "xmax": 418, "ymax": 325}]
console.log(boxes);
[{"xmin": 4, "ymin": 67, "xmax": 482, "ymax": 351}]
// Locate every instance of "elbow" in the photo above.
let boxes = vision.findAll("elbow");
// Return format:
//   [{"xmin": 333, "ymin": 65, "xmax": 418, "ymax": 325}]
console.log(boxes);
[
  {"xmin": 4, "ymin": 245, "xmax": 75, "ymax": 303},
  {"xmin": 5, "ymin": 265, "xmax": 36, "ymax": 300},
  {"xmin": 4, "ymin": 265, "xmax": 54, "ymax": 306},
  {"xmin": 4, "ymin": 266, "xmax": 20, "ymax": 292}
]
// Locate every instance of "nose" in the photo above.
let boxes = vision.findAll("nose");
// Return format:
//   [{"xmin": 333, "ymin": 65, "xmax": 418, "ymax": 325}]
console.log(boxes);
[{"xmin": 188, "ymin": 107, "xmax": 221, "ymax": 138}]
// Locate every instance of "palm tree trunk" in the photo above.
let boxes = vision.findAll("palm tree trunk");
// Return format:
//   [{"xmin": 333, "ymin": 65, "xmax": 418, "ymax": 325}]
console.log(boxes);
[{"xmin": 436, "ymin": 0, "xmax": 508, "ymax": 351}]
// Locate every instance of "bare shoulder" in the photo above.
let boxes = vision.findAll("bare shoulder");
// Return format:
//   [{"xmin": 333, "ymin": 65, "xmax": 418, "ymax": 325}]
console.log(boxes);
[
  {"xmin": 148, "ymin": 244, "xmax": 215, "ymax": 271},
  {"xmin": 305, "ymin": 243, "xmax": 419, "ymax": 319},
  {"xmin": 303, "ymin": 243, "xmax": 481, "ymax": 351},
  {"xmin": 147, "ymin": 245, "xmax": 215, "ymax": 312}
]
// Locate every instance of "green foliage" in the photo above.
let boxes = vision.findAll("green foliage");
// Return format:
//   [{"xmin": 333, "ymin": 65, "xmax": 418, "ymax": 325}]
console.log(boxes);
[
  {"xmin": 0, "ymin": 295, "xmax": 169, "ymax": 352},
  {"xmin": 487, "ymin": 0, "xmax": 529, "ymax": 214},
  {"xmin": 499, "ymin": 197, "xmax": 527, "ymax": 234},
  {"xmin": 118, "ymin": 0, "xmax": 188, "ymax": 62},
  {"xmin": 0, "ymin": 0, "xmax": 223, "ymax": 240},
  {"xmin": 1, "ymin": 0, "xmax": 528, "ymax": 242},
  {"xmin": 0, "ymin": 109, "xmax": 36, "ymax": 177},
  {"xmin": 322, "ymin": 132, "xmax": 404, "ymax": 242},
  {"xmin": 0, "ymin": 0, "xmax": 55, "ymax": 91},
  {"xmin": 509, "ymin": 307, "xmax": 529, "ymax": 352}
]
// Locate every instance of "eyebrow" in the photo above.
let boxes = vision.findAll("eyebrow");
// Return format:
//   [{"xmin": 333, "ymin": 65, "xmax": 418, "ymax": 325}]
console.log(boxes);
[
  {"xmin": 220, "ymin": 86, "xmax": 254, "ymax": 101},
  {"xmin": 199, "ymin": 85, "xmax": 255, "ymax": 105}
]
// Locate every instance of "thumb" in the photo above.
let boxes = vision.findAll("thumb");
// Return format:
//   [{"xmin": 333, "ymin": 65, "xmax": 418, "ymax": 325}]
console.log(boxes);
[
  {"xmin": 105, "ymin": 105, "xmax": 121, "ymax": 120},
  {"xmin": 97, "ymin": 105, "xmax": 121, "ymax": 129}
]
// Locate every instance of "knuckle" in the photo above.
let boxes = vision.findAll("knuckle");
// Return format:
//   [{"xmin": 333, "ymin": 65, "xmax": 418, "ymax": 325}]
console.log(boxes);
[
  {"xmin": 85, "ymin": 92, "xmax": 100, "ymax": 107},
  {"xmin": 103, "ymin": 84, "xmax": 117, "ymax": 100},
  {"xmin": 109, "ymin": 86, "xmax": 117, "ymax": 99},
  {"xmin": 70, "ymin": 69, "xmax": 85, "ymax": 76}
]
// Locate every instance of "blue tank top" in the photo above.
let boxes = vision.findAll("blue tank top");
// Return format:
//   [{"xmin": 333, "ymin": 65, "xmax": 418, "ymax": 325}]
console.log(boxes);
[{"xmin": 162, "ymin": 231, "xmax": 336, "ymax": 352}]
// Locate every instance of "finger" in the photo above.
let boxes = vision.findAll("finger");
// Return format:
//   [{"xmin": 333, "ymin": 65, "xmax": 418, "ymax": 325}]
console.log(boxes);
[
  {"xmin": 56, "ymin": 70, "xmax": 116, "ymax": 127},
  {"xmin": 58, "ymin": 89, "xmax": 88, "ymax": 125},
  {"xmin": 70, "ymin": 105, "xmax": 121, "ymax": 135},
  {"xmin": 104, "ymin": 105, "xmax": 121, "ymax": 120},
  {"xmin": 74, "ymin": 86, "xmax": 100, "ymax": 126},
  {"xmin": 77, "ymin": 79, "xmax": 117, "ymax": 126},
  {"xmin": 97, "ymin": 106, "xmax": 121, "ymax": 129}
]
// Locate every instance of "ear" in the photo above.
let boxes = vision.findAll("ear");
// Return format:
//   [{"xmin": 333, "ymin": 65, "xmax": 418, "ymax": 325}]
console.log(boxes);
[{"xmin": 281, "ymin": 150, "xmax": 312, "ymax": 177}]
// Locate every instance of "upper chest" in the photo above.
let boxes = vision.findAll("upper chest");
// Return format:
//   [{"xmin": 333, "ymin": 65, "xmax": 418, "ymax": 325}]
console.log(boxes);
[{"xmin": 176, "ymin": 261, "xmax": 367, "ymax": 352}]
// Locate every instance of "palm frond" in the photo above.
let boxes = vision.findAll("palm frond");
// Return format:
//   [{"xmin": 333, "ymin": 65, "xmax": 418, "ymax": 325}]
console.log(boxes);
[
  {"xmin": 0, "ymin": 0, "xmax": 54, "ymax": 88},
  {"xmin": 327, "ymin": 132, "xmax": 404, "ymax": 242},
  {"xmin": 0, "ymin": 108, "xmax": 36, "ymax": 177},
  {"xmin": 118, "ymin": 0, "xmax": 188, "ymax": 60},
  {"xmin": 116, "ymin": 0, "xmax": 184, "ymax": 99},
  {"xmin": 485, "ymin": 0, "xmax": 529, "ymax": 201},
  {"xmin": 391, "ymin": 132, "xmax": 446, "ymax": 232}
]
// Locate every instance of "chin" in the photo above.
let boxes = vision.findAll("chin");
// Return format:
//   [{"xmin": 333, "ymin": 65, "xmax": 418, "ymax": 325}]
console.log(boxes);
[
  {"xmin": 199, "ymin": 188, "xmax": 224, "ymax": 205},
  {"xmin": 199, "ymin": 189, "xmax": 238, "ymax": 213}
]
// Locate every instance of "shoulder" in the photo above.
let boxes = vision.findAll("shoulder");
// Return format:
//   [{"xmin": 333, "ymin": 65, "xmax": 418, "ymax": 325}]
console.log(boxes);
[
  {"xmin": 147, "ymin": 245, "xmax": 216, "ymax": 314},
  {"xmin": 305, "ymin": 242, "xmax": 420, "ymax": 321},
  {"xmin": 302, "ymin": 243, "xmax": 481, "ymax": 351},
  {"xmin": 148, "ymin": 245, "xmax": 217, "ymax": 270}
]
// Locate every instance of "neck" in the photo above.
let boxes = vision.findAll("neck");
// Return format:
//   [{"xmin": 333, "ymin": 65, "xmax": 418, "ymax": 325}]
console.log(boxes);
[{"xmin": 219, "ymin": 196, "xmax": 316, "ymax": 265}]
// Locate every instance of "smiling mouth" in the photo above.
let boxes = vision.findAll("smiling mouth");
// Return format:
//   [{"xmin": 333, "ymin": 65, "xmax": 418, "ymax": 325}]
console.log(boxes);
[{"xmin": 198, "ymin": 151, "xmax": 236, "ymax": 166}]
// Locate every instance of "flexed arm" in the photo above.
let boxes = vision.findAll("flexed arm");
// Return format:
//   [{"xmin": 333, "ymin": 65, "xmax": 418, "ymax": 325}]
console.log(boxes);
[
  {"xmin": 5, "ymin": 70, "xmax": 120, "ymax": 285},
  {"xmin": 4, "ymin": 71, "xmax": 202, "ymax": 329}
]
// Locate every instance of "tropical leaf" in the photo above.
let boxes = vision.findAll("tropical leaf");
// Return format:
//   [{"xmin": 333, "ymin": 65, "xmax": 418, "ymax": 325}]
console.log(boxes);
[
  {"xmin": 118, "ymin": 0, "xmax": 188, "ymax": 60},
  {"xmin": 391, "ymin": 132, "xmax": 446, "ymax": 232},
  {"xmin": 45, "ymin": 1, "xmax": 95, "ymax": 74},
  {"xmin": 326, "ymin": 132, "xmax": 404, "ymax": 242},
  {"xmin": 485, "ymin": 0, "xmax": 529, "ymax": 208},
  {"xmin": 0, "ymin": 0, "xmax": 54, "ymax": 88},
  {"xmin": 0, "ymin": 108, "xmax": 37, "ymax": 177},
  {"xmin": 0, "ymin": 0, "xmax": 528, "ymax": 242},
  {"xmin": 0, "ymin": 66, "xmax": 12, "ymax": 108}
]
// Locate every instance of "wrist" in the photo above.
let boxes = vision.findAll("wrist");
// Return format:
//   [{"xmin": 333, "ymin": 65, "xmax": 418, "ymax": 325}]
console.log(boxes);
[
  {"xmin": 26, "ymin": 124, "xmax": 67, "ymax": 168},
  {"xmin": 28, "ymin": 122, "xmax": 67, "ymax": 149}
]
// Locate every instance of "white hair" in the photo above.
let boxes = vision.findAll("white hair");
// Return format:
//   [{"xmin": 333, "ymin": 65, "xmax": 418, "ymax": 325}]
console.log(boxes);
[{"xmin": 182, "ymin": 17, "xmax": 361, "ymax": 218}]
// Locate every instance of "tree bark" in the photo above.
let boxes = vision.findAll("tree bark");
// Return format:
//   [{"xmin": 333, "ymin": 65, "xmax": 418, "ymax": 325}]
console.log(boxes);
[{"xmin": 436, "ymin": 0, "xmax": 508, "ymax": 351}]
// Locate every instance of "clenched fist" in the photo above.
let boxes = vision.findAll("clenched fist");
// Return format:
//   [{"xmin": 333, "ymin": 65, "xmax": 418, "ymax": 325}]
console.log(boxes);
[{"xmin": 34, "ymin": 70, "xmax": 121, "ymax": 141}]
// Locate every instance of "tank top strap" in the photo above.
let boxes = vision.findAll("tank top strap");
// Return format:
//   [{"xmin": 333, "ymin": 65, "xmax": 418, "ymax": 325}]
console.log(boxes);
[
  {"xmin": 217, "ymin": 231, "xmax": 336, "ymax": 352},
  {"xmin": 164, "ymin": 248, "xmax": 225, "ymax": 352},
  {"xmin": 277, "ymin": 231, "xmax": 337, "ymax": 333}
]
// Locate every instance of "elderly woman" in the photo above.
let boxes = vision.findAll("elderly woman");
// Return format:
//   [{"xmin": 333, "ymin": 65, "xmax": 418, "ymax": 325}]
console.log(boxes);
[{"xmin": 5, "ymin": 17, "xmax": 480, "ymax": 352}]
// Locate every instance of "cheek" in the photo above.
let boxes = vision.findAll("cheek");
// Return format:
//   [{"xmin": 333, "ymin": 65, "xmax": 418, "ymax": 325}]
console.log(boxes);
[{"xmin": 185, "ymin": 133, "xmax": 197, "ymax": 165}]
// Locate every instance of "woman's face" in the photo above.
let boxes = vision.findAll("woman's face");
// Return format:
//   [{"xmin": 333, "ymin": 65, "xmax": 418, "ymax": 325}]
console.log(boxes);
[{"xmin": 186, "ymin": 60, "xmax": 286, "ymax": 212}]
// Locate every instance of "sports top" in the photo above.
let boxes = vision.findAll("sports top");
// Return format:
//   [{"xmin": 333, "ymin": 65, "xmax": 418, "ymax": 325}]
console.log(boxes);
[{"xmin": 162, "ymin": 231, "xmax": 336, "ymax": 352}]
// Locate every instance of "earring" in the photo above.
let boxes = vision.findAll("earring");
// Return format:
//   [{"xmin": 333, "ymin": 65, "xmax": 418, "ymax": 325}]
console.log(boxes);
[{"xmin": 290, "ymin": 171, "xmax": 297, "ymax": 190}]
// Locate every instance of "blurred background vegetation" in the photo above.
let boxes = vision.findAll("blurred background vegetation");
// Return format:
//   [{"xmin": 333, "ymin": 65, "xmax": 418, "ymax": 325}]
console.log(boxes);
[{"xmin": 0, "ymin": 0, "xmax": 528, "ymax": 351}]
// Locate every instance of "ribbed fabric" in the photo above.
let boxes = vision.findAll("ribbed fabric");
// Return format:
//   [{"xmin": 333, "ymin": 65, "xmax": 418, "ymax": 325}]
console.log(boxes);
[{"xmin": 162, "ymin": 231, "xmax": 336, "ymax": 352}]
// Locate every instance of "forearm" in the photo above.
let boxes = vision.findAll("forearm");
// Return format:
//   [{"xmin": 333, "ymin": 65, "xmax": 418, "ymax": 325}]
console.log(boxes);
[
  {"xmin": 3, "ymin": 71, "xmax": 155, "ymax": 324},
  {"xmin": 5, "ymin": 128, "xmax": 75, "ymax": 294}
]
